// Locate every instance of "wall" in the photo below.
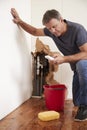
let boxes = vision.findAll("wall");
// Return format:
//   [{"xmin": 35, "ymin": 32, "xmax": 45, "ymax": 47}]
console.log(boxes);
[
  {"xmin": 0, "ymin": 0, "xmax": 32, "ymax": 120},
  {"xmin": 31, "ymin": 0, "xmax": 87, "ymax": 99}
]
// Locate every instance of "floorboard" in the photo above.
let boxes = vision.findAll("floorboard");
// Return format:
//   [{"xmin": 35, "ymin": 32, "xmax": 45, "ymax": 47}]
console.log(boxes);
[{"xmin": 0, "ymin": 98, "xmax": 87, "ymax": 130}]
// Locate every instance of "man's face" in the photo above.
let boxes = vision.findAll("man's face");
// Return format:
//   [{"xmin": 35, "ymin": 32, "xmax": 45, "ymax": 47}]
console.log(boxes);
[{"xmin": 45, "ymin": 18, "xmax": 64, "ymax": 37}]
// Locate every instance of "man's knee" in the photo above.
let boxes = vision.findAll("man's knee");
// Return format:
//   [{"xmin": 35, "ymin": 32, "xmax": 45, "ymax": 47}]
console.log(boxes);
[{"xmin": 76, "ymin": 60, "xmax": 87, "ymax": 73}]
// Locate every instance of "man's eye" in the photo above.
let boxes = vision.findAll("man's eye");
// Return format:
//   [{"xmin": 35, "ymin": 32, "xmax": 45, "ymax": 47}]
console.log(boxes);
[{"xmin": 53, "ymin": 25, "xmax": 57, "ymax": 28}]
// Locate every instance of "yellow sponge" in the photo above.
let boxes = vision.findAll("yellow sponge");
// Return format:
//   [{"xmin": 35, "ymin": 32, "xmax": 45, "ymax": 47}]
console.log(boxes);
[{"xmin": 38, "ymin": 111, "xmax": 60, "ymax": 121}]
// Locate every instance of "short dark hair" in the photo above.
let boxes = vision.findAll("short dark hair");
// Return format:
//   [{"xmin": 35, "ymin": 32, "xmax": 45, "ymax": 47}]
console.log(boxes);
[{"xmin": 42, "ymin": 9, "xmax": 61, "ymax": 25}]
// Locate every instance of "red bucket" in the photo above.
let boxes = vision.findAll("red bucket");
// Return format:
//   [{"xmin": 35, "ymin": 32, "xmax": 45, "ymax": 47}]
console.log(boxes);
[{"xmin": 43, "ymin": 84, "xmax": 67, "ymax": 111}]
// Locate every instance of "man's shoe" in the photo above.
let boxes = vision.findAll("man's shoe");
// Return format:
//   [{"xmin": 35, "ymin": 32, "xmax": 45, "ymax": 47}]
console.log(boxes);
[{"xmin": 74, "ymin": 105, "xmax": 87, "ymax": 121}]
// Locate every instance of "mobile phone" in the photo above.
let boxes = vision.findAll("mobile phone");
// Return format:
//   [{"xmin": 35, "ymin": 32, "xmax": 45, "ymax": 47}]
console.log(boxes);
[{"xmin": 45, "ymin": 55, "xmax": 54, "ymax": 61}]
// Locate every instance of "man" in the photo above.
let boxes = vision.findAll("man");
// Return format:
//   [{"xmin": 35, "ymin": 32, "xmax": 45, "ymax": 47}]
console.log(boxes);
[{"xmin": 11, "ymin": 8, "xmax": 87, "ymax": 121}]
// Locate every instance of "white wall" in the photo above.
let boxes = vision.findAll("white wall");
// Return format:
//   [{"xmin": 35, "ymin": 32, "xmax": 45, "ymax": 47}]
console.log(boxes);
[
  {"xmin": 0, "ymin": 0, "xmax": 32, "ymax": 120},
  {"xmin": 31, "ymin": 0, "xmax": 87, "ymax": 99}
]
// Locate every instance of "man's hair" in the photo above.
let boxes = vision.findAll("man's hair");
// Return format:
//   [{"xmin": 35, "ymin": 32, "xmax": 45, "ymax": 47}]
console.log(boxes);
[{"xmin": 42, "ymin": 9, "xmax": 61, "ymax": 25}]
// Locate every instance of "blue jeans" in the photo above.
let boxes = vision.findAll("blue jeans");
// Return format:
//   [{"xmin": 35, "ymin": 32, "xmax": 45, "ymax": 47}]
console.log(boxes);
[{"xmin": 72, "ymin": 60, "xmax": 87, "ymax": 106}]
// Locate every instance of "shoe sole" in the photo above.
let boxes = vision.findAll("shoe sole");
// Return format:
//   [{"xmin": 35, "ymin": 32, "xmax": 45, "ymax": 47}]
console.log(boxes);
[{"xmin": 74, "ymin": 118, "xmax": 87, "ymax": 122}]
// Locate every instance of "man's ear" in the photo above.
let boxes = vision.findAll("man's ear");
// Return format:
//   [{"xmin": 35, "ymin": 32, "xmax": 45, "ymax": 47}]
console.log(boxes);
[{"xmin": 60, "ymin": 17, "xmax": 63, "ymax": 22}]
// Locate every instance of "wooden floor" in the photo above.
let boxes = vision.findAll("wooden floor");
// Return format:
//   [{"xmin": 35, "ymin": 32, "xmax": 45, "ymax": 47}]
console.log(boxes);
[{"xmin": 0, "ymin": 98, "xmax": 87, "ymax": 130}]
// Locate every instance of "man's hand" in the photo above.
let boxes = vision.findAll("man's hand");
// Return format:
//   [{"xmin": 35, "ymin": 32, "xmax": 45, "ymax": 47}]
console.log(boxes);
[
  {"xmin": 11, "ymin": 8, "xmax": 21, "ymax": 24},
  {"xmin": 53, "ymin": 52, "xmax": 65, "ymax": 64}
]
